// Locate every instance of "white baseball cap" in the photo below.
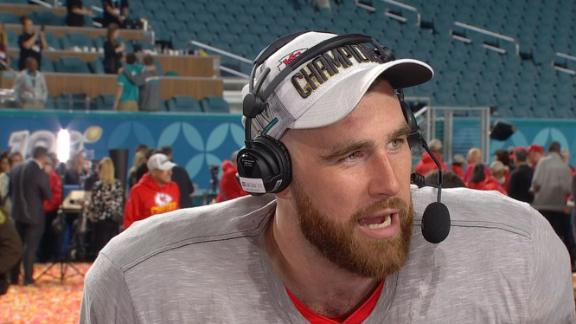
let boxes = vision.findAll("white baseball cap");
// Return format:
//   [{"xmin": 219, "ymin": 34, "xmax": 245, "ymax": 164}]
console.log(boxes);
[
  {"xmin": 147, "ymin": 153, "xmax": 176, "ymax": 171},
  {"xmin": 242, "ymin": 31, "xmax": 434, "ymax": 140}
]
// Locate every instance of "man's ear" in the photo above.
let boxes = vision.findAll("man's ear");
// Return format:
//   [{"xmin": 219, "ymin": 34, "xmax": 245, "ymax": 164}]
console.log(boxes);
[{"xmin": 275, "ymin": 183, "xmax": 292, "ymax": 200}]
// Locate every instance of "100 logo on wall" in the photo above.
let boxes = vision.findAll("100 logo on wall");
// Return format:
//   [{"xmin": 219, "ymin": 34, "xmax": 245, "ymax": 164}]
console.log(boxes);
[{"xmin": 7, "ymin": 126, "xmax": 102, "ymax": 157}]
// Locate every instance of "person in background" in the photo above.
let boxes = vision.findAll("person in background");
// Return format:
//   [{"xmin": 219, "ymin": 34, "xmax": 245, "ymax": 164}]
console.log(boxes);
[
  {"xmin": 531, "ymin": 141, "xmax": 573, "ymax": 266},
  {"xmin": 123, "ymin": 54, "xmax": 162, "ymax": 111},
  {"xmin": 0, "ymin": 23, "xmax": 10, "ymax": 71},
  {"xmin": 13, "ymin": 57, "xmax": 47, "ymax": 109},
  {"xmin": 425, "ymin": 170, "xmax": 465, "ymax": 188},
  {"xmin": 18, "ymin": 16, "xmax": 46, "ymax": 71},
  {"xmin": 489, "ymin": 161, "xmax": 508, "ymax": 194},
  {"xmin": 49, "ymin": 152, "xmax": 66, "ymax": 177},
  {"xmin": 0, "ymin": 208, "xmax": 22, "ymax": 295},
  {"xmin": 528, "ymin": 144, "xmax": 544, "ymax": 168},
  {"xmin": 0, "ymin": 152, "xmax": 9, "ymax": 174},
  {"xmin": 9, "ymin": 146, "xmax": 51, "ymax": 285},
  {"xmin": 123, "ymin": 153, "xmax": 179, "ymax": 229},
  {"xmin": 102, "ymin": 0, "xmax": 129, "ymax": 28},
  {"xmin": 85, "ymin": 157, "xmax": 123, "ymax": 255},
  {"xmin": 67, "ymin": 0, "xmax": 92, "ymax": 27},
  {"xmin": 463, "ymin": 147, "xmax": 483, "ymax": 183},
  {"xmin": 103, "ymin": 24, "xmax": 124, "ymax": 74},
  {"xmin": 8, "ymin": 152, "xmax": 23, "ymax": 168},
  {"xmin": 113, "ymin": 53, "xmax": 143, "ymax": 111},
  {"xmin": 38, "ymin": 157, "xmax": 63, "ymax": 262},
  {"xmin": 415, "ymin": 138, "xmax": 446, "ymax": 177},
  {"xmin": 467, "ymin": 163, "xmax": 506, "ymax": 194},
  {"xmin": 134, "ymin": 147, "xmax": 154, "ymax": 184},
  {"xmin": 159, "ymin": 146, "xmax": 194, "ymax": 208},
  {"xmin": 216, "ymin": 151, "xmax": 247, "ymax": 203},
  {"xmin": 0, "ymin": 152, "xmax": 11, "ymax": 224},
  {"xmin": 128, "ymin": 149, "xmax": 146, "ymax": 189},
  {"xmin": 450, "ymin": 154, "xmax": 465, "ymax": 180},
  {"xmin": 508, "ymin": 149, "xmax": 534, "ymax": 203},
  {"xmin": 64, "ymin": 151, "xmax": 87, "ymax": 186}
]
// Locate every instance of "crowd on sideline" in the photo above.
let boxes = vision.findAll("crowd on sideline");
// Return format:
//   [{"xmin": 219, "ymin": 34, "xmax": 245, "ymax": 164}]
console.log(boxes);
[
  {"xmin": 416, "ymin": 139, "xmax": 576, "ymax": 268},
  {"xmin": 0, "ymin": 143, "xmax": 248, "ymax": 291},
  {"xmin": 0, "ymin": 0, "xmax": 160, "ymax": 111}
]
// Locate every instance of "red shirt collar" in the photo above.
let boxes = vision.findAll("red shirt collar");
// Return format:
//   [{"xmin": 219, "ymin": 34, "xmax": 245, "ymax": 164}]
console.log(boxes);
[{"xmin": 286, "ymin": 282, "xmax": 384, "ymax": 324}]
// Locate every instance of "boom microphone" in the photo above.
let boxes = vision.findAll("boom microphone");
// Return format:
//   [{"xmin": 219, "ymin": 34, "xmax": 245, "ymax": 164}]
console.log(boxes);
[{"xmin": 419, "ymin": 140, "xmax": 451, "ymax": 243}]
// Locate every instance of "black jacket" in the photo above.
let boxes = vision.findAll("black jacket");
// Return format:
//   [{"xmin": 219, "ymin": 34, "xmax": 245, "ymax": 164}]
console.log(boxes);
[
  {"xmin": 171, "ymin": 166, "xmax": 194, "ymax": 208},
  {"xmin": 0, "ymin": 216, "xmax": 22, "ymax": 275},
  {"xmin": 9, "ymin": 160, "xmax": 52, "ymax": 225},
  {"xmin": 508, "ymin": 164, "xmax": 534, "ymax": 203}
]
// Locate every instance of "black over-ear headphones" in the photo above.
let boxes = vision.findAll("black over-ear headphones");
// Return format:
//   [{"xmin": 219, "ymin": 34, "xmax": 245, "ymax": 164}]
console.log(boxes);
[{"xmin": 237, "ymin": 32, "xmax": 450, "ymax": 243}]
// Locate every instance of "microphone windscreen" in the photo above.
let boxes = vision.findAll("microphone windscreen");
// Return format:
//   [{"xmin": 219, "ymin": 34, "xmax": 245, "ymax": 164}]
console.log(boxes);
[{"xmin": 421, "ymin": 201, "xmax": 451, "ymax": 244}]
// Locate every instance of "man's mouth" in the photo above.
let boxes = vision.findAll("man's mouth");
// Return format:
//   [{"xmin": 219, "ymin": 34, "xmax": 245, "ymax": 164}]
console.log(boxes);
[
  {"xmin": 358, "ymin": 215, "xmax": 392, "ymax": 229},
  {"xmin": 356, "ymin": 209, "xmax": 400, "ymax": 239}
]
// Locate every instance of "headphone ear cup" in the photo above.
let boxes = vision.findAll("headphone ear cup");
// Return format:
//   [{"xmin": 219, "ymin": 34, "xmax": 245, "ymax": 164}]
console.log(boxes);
[{"xmin": 236, "ymin": 136, "xmax": 292, "ymax": 195}]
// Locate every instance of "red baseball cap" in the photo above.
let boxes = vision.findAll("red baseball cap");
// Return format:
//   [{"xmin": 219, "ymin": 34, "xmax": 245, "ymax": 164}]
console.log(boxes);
[{"xmin": 528, "ymin": 144, "xmax": 544, "ymax": 153}]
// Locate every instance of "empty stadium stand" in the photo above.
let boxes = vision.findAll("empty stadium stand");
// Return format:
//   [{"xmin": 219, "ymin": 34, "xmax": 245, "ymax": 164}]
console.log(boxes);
[
  {"xmin": 1, "ymin": 0, "xmax": 576, "ymax": 118},
  {"xmin": 114, "ymin": 0, "xmax": 576, "ymax": 118}
]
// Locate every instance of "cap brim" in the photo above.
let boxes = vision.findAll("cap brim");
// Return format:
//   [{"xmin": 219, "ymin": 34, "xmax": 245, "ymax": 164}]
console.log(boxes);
[
  {"xmin": 292, "ymin": 59, "xmax": 433, "ymax": 129},
  {"xmin": 158, "ymin": 161, "xmax": 176, "ymax": 171}
]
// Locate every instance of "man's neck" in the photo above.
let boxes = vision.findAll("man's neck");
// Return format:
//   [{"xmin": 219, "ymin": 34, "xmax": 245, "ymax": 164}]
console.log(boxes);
[{"xmin": 265, "ymin": 204, "xmax": 380, "ymax": 318}]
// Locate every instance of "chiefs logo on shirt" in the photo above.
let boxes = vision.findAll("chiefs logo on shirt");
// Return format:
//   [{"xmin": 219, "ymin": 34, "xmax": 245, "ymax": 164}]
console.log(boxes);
[{"xmin": 151, "ymin": 193, "xmax": 177, "ymax": 215}]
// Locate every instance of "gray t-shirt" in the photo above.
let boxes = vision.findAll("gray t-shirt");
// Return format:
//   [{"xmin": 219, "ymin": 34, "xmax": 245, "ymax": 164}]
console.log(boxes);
[{"xmin": 80, "ymin": 187, "xmax": 576, "ymax": 323}]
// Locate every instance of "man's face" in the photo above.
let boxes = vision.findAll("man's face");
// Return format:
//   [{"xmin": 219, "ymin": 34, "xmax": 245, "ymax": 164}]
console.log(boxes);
[
  {"xmin": 23, "ymin": 19, "xmax": 33, "ymax": 34},
  {"xmin": 282, "ymin": 80, "xmax": 414, "ymax": 278},
  {"xmin": 27, "ymin": 58, "xmax": 38, "ymax": 72},
  {"xmin": 528, "ymin": 151, "xmax": 542, "ymax": 165},
  {"xmin": 0, "ymin": 158, "xmax": 9, "ymax": 173},
  {"xmin": 151, "ymin": 168, "xmax": 172, "ymax": 185},
  {"xmin": 11, "ymin": 154, "xmax": 23, "ymax": 167},
  {"xmin": 44, "ymin": 163, "xmax": 53, "ymax": 174}
]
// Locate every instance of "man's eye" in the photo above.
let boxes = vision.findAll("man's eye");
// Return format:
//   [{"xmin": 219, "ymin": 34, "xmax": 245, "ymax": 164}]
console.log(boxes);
[
  {"xmin": 342, "ymin": 151, "xmax": 365, "ymax": 162},
  {"xmin": 389, "ymin": 137, "xmax": 406, "ymax": 150}
]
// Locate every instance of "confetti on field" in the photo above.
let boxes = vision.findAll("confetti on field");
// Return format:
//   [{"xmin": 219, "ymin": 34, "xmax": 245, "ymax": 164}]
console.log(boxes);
[{"xmin": 0, "ymin": 263, "xmax": 92, "ymax": 324}]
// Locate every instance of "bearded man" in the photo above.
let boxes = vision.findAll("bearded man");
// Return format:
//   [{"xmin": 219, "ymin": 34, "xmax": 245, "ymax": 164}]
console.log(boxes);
[{"xmin": 81, "ymin": 32, "xmax": 574, "ymax": 323}]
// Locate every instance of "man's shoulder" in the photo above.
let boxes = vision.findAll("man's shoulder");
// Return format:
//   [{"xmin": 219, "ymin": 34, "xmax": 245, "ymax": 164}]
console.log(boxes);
[
  {"xmin": 412, "ymin": 186, "xmax": 537, "ymax": 238},
  {"xmin": 100, "ymin": 195, "xmax": 275, "ymax": 271}
]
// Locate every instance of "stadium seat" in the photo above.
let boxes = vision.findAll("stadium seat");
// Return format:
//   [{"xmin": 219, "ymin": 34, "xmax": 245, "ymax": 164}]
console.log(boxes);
[
  {"xmin": 94, "ymin": 95, "xmax": 115, "ymax": 110},
  {"xmin": 55, "ymin": 57, "xmax": 91, "ymax": 74},
  {"xmin": 31, "ymin": 10, "xmax": 66, "ymax": 26},
  {"xmin": 0, "ymin": 12, "xmax": 20, "ymax": 24},
  {"xmin": 64, "ymin": 33, "xmax": 95, "ymax": 49},
  {"xmin": 43, "ymin": 32, "xmax": 62, "ymax": 50},
  {"xmin": 41, "ymin": 58, "xmax": 54, "ymax": 72},
  {"xmin": 167, "ymin": 96, "xmax": 203, "ymax": 112},
  {"xmin": 60, "ymin": 93, "xmax": 89, "ymax": 110},
  {"xmin": 89, "ymin": 59, "xmax": 105, "ymax": 74},
  {"xmin": 201, "ymin": 96, "xmax": 230, "ymax": 113}
]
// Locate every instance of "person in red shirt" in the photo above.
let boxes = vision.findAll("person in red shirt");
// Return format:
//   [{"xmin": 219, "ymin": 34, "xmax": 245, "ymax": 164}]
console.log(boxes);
[
  {"xmin": 415, "ymin": 139, "xmax": 446, "ymax": 176},
  {"xmin": 463, "ymin": 147, "xmax": 483, "ymax": 183},
  {"xmin": 39, "ymin": 157, "xmax": 62, "ymax": 262},
  {"xmin": 216, "ymin": 153, "xmax": 248, "ymax": 203},
  {"xmin": 123, "ymin": 153, "xmax": 180, "ymax": 229},
  {"xmin": 467, "ymin": 163, "xmax": 506, "ymax": 194},
  {"xmin": 528, "ymin": 144, "xmax": 544, "ymax": 168},
  {"xmin": 451, "ymin": 154, "xmax": 465, "ymax": 180}
]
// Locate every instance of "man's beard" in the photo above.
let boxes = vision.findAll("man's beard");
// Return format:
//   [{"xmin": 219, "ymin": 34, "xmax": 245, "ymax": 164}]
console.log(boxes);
[{"xmin": 292, "ymin": 183, "xmax": 414, "ymax": 279}]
